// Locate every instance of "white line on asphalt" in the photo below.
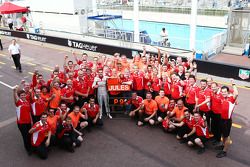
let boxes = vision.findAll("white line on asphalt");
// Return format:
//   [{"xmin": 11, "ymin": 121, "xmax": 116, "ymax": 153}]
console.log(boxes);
[
  {"xmin": 0, "ymin": 117, "xmax": 16, "ymax": 128},
  {"xmin": 0, "ymin": 81, "xmax": 15, "ymax": 89}
]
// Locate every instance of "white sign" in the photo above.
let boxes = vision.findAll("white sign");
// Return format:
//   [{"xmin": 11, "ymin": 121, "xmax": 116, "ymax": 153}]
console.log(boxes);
[
  {"xmin": 0, "ymin": 30, "xmax": 11, "ymax": 36},
  {"xmin": 26, "ymin": 34, "xmax": 47, "ymax": 42},
  {"xmin": 68, "ymin": 40, "xmax": 98, "ymax": 52}
]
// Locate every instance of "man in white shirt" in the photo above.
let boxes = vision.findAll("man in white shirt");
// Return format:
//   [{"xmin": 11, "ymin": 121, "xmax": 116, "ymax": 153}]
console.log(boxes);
[
  {"xmin": 7, "ymin": 17, "xmax": 13, "ymax": 30},
  {"xmin": 160, "ymin": 28, "xmax": 169, "ymax": 47},
  {"xmin": 8, "ymin": 39, "xmax": 22, "ymax": 73}
]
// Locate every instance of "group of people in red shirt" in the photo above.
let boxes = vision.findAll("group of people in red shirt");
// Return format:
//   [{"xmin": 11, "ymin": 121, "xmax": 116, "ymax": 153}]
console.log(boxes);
[{"xmin": 13, "ymin": 47, "xmax": 238, "ymax": 159}]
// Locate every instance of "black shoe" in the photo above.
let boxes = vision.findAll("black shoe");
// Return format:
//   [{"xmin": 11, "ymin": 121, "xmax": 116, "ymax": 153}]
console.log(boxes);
[
  {"xmin": 216, "ymin": 151, "xmax": 227, "ymax": 158},
  {"xmin": 215, "ymin": 145, "xmax": 224, "ymax": 150},
  {"xmin": 197, "ymin": 147, "xmax": 205, "ymax": 154},
  {"xmin": 19, "ymin": 70, "xmax": 22, "ymax": 73}
]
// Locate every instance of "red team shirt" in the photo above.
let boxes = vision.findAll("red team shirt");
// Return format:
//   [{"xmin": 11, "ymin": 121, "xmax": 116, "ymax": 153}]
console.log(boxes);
[
  {"xmin": 196, "ymin": 87, "xmax": 211, "ymax": 112},
  {"xmin": 127, "ymin": 96, "xmax": 143, "ymax": 108},
  {"xmin": 185, "ymin": 84, "xmax": 198, "ymax": 104},
  {"xmin": 31, "ymin": 121, "xmax": 51, "ymax": 147},
  {"xmin": 15, "ymin": 99, "xmax": 32, "ymax": 124},
  {"xmin": 171, "ymin": 81, "xmax": 183, "ymax": 100},
  {"xmin": 83, "ymin": 103, "xmax": 99, "ymax": 119},
  {"xmin": 211, "ymin": 92, "xmax": 223, "ymax": 114},
  {"xmin": 61, "ymin": 86, "xmax": 75, "ymax": 103},
  {"xmin": 192, "ymin": 118, "xmax": 209, "ymax": 138},
  {"xmin": 31, "ymin": 97, "xmax": 46, "ymax": 116},
  {"xmin": 220, "ymin": 96, "xmax": 236, "ymax": 120},
  {"xmin": 132, "ymin": 73, "xmax": 144, "ymax": 91},
  {"xmin": 182, "ymin": 116, "xmax": 194, "ymax": 129}
]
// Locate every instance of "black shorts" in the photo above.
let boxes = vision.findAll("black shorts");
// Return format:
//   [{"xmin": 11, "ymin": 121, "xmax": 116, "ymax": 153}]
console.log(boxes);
[
  {"xmin": 220, "ymin": 119, "xmax": 232, "ymax": 138},
  {"xmin": 157, "ymin": 110, "xmax": 166, "ymax": 119},
  {"xmin": 177, "ymin": 125, "xmax": 192, "ymax": 138},
  {"xmin": 142, "ymin": 113, "xmax": 156, "ymax": 122},
  {"xmin": 188, "ymin": 134, "xmax": 208, "ymax": 144}
]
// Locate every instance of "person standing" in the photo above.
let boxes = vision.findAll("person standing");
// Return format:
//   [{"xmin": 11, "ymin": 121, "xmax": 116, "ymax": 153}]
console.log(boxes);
[
  {"xmin": 7, "ymin": 16, "xmax": 13, "ymax": 30},
  {"xmin": 160, "ymin": 28, "xmax": 169, "ymax": 47},
  {"xmin": 92, "ymin": 69, "xmax": 112, "ymax": 119},
  {"xmin": 13, "ymin": 86, "xmax": 32, "ymax": 155},
  {"xmin": 0, "ymin": 35, "xmax": 3, "ymax": 50},
  {"xmin": 8, "ymin": 39, "xmax": 22, "ymax": 73}
]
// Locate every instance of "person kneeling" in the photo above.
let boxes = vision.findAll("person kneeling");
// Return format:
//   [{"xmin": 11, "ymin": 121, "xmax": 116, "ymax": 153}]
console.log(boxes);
[
  {"xmin": 137, "ymin": 92, "xmax": 158, "ymax": 126},
  {"xmin": 81, "ymin": 97, "xmax": 103, "ymax": 130},
  {"xmin": 184, "ymin": 112, "xmax": 209, "ymax": 154},
  {"xmin": 57, "ymin": 117, "xmax": 83, "ymax": 152},
  {"xmin": 29, "ymin": 113, "xmax": 51, "ymax": 160}
]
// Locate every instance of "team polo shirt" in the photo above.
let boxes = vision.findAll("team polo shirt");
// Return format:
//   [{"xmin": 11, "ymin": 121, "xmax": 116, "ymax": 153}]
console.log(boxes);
[
  {"xmin": 211, "ymin": 92, "xmax": 223, "ymax": 114},
  {"xmin": 127, "ymin": 96, "xmax": 143, "ymax": 108},
  {"xmin": 172, "ymin": 106, "xmax": 187, "ymax": 120},
  {"xmin": 75, "ymin": 80, "xmax": 89, "ymax": 94},
  {"xmin": 182, "ymin": 116, "xmax": 194, "ymax": 129},
  {"xmin": 47, "ymin": 115, "xmax": 60, "ymax": 135},
  {"xmin": 83, "ymin": 103, "xmax": 99, "ymax": 119},
  {"xmin": 155, "ymin": 96, "xmax": 169, "ymax": 113},
  {"xmin": 15, "ymin": 99, "xmax": 32, "ymax": 124},
  {"xmin": 132, "ymin": 73, "xmax": 144, "ymax": 91},
  {"xmin": 185, "ymin": 84, "xmax": 198, "ymax": 104},
  {"xmin": 31, "ymin": 121, "xmax": 51, "ymax": 147},
  {"xmin": 143, "ymin": 73, "xmax": 152, "ymax": 90},
  {"xmin": 49, "ymin": 88, "xmax": 61, "ymax": 109},
  {"xmin": 143, "ymin": 99, "xmax": 158, "ymax": 115},
  {"xmin": 68, "ymin": 112, "xmax": 85, "ymax": 128},
  {"xmin": 40, "ymin": 93, "xmax": 50, "ymax": 109},
  {"xmin": 84, "ymin": 75, "xmax": 95, "ymax": 95},
  {"xmin": 152, "ymin": 77, "xmax": 161, "ymax": 92},
  {"xmin": 61, "ymin": 86, "xmax": 75, "ymax": 103},
  {"xmin": 31, "ymin": 97, "xmax": 46, "ymax": 116},
  {"xmin": 163, "ymin": 81, "xmax": 171, "ymax": 96},
  {"xmin": 192, "ymin": 118, "xmax": 209, "ymax": 138},
  {"xmin": 171, "ymin": 81, "xmax": 183, "ymax": 100},
  {"xmin": 57, "ymin": 122, "xmax": 74, "ymax": 139},
  {"xmin": 220, "ymin": 96, "xmax": 236, "ymax": 120},
  {"xmin": 195, "ymin": 87, "xmax": 211, "ymax": 112}
]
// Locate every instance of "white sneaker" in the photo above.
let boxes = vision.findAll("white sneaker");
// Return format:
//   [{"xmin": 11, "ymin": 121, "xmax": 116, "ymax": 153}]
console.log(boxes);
[{"xmin": 107, "ymin": 113, "xmax": 112, "ymax": 119}]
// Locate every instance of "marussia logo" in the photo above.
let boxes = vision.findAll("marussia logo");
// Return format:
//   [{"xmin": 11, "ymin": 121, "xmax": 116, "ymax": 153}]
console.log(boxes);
[{"xmin": 67, "ymin": 39, "xmax": 97, "ymax": 52}]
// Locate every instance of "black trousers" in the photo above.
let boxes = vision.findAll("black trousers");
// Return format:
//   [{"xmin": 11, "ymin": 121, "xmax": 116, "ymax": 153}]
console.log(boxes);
[
  {"xmin": 200, "ymin": 110, "xmax": 211, "ymax": 132},
  {"xmin": 17, "ymin": 123, "xmax": 32, "ymax": 153},
  {"xmin": 177, "ymin": 125, "xmax": 192, "ymax": 138},
  {"xmin": 12, "ymin": 54, "xmax": 22, "ymax": 71},
  {"xmin": 211, "ymin": 112, "xmax": 221, "ymax": 142},
  {"xmin": 58, "ymin": 135, "xmax": 74, "ymax": 152},
  {"xmin": 0, "ymin": 39, "xmax": 3, "ymax": 50},
  {"xmin": 8, "ymin": 23, "xmax": 13, "ymax": 30},
  {"xmin": 33, "ymin": 140, "xmax": 48, "ymax": 159}
]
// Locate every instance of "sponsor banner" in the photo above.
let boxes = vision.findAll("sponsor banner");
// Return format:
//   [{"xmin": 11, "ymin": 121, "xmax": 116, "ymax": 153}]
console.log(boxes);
[
  {"xmin": 0, "ymin": 30, "xmax": 11, "ymax": 36},
  {"xmin": 26, "ymin": 34, "xmax": 47, "ymax": 42},
  {"xmin": 107, "ymin": 84, "xmax": 131, "ymax": 91}
]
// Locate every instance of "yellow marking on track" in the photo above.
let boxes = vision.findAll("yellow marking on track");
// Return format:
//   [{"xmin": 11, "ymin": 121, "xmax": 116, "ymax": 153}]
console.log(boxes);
[
  {"xmin": 232, "ymin": 123, "xmax": 242, "ymax": 129},
  {"xmin": 42, "ymin": 67, "xmax": 53, "ymax": 72},
  {"xmin": 197, "ymin": 77, "xmax": 250, "ymax": 90},
  {"xmin": 11, "ymin": 66, "xmax": 15, "ymax": 69},
  {"xmin": 0, "ymin": 61, "xmax": 6, "ymax": 64},
  {"xmin": 0, "ymin": 53, "xmax": 6, "ymax": 57},
  {"xmin": 26, "ymin": 62, "xmax": 36, "ymax": 66},
  {"xmin": 28, "ymin": 72, "xmax": 34, "ymax": 75}
]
